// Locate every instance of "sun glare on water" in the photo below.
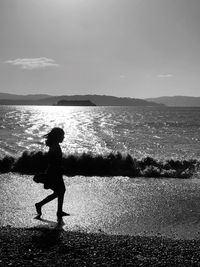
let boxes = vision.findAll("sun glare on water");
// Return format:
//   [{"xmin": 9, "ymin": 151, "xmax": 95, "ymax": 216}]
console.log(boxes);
[{"xmin": 21, "ymin": 106, "xmax": 105, "ymax": 155}]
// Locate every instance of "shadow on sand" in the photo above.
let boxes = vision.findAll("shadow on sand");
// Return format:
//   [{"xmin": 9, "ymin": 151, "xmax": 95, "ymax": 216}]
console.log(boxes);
[{"xmin": 29, "ymin": 217, "xmax": 65, "ymax": 248}]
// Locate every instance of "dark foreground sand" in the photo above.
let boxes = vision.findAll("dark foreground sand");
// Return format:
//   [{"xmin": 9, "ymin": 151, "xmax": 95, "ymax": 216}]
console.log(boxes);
[{"xmin": 1, "ymin": 226, "xmax": 200, "ymax": 266}]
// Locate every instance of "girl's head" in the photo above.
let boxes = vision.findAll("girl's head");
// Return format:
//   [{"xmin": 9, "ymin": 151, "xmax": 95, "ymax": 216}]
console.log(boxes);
[{"xmin": 44, "ymin": 127, "xmax": 65, "ymax": 146}]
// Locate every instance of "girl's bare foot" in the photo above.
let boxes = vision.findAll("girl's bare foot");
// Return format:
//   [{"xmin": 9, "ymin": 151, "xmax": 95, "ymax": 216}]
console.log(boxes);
[{"xmin": 35, "ymin": 203, "xmax": 42, "ymax": 216}]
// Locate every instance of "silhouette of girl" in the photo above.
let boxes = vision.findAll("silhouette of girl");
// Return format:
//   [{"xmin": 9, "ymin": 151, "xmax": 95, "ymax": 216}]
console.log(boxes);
[{"xmin": 35, "ymin": 127, "xmax": 68, "ymax": 219}]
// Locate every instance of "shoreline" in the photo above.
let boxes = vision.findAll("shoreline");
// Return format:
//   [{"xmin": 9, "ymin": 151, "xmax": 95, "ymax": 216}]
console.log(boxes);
[{"xmin": 1, "ymin": 226, "xmax": 200, "ymax": 266}]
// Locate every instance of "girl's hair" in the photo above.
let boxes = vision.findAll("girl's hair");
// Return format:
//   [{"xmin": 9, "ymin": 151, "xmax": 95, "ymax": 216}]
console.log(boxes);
[{"xmin": 43, "ymin": 127, "xmax": 64, "ymax": 146}]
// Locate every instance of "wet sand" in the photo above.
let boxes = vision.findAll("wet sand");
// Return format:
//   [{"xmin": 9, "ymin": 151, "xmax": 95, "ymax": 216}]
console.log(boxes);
[{"xmin": 1, "ymin": 174, "xmax": 200, "ymax": 239}]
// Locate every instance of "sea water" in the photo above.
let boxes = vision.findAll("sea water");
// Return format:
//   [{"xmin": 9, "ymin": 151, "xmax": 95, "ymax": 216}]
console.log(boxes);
[{"xmin": 0, "ymin": 105, "xmax": 200, "ymax": 160}]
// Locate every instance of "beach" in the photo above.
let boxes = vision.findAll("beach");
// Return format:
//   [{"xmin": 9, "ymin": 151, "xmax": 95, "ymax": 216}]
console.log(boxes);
[{"xmin": 1, "ymin": 173, "xmax": 200, "ymax": 266}]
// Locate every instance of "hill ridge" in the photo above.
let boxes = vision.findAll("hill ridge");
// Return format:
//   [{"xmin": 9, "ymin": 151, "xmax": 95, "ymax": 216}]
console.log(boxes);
[
  {"xmin": 146, "ymin": 96, "xmax": 200, "ymax": 107},
  {"xmin": 0, "ymin": 93, "xmax": 163, "ymax": 106}
]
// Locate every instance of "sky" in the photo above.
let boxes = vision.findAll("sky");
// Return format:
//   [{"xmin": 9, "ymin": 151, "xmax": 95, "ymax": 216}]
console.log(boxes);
[{"xmin": 0, "ymin": 0, "xmax": 200, "ymax": 98}]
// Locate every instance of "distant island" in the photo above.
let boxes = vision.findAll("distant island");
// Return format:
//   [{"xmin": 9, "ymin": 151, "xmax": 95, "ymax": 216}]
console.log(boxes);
[
  {"xmin": 57, "ymin": 100, "xmax": 96, "ymax": 106},
  {"xmin": 0, "ymin": 93, "xmax": 164, "ymax": 106}
]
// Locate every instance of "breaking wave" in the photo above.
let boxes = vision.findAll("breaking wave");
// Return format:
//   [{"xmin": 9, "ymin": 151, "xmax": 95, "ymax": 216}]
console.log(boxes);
[{"xmin": 0, "ymin": 151, "xmax": 199, "ymax": 178}]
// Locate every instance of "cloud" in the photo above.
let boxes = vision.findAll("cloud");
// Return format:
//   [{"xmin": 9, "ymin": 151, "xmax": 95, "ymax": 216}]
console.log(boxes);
[
  {"xmin": 157, "ymin": 74, "xmax": 173, "ymax": 78},
  {"xmin": 120, "ymin": 75, "xmax": 125, "ymax": 79},
  {"xmin": 5, "ymin": 57, "xmax": 59, "ymax": 69}
]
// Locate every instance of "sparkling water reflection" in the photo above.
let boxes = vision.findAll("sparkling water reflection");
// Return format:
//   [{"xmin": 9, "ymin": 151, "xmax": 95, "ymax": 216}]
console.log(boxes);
[{"xmin": 0, "ymin": 106, "xmax": 200, "ymax": 160}]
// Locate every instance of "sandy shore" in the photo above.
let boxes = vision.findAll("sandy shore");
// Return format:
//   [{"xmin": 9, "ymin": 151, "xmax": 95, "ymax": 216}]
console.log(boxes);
[{"xmin": 1, "ymin": 226, "xmax": 200, "ymax": 266}]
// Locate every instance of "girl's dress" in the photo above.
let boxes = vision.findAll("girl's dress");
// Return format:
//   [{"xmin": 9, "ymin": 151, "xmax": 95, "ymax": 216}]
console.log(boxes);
[{"xmin": 45, "ymin": 144, "xmax": 65, "ymax": 193}]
